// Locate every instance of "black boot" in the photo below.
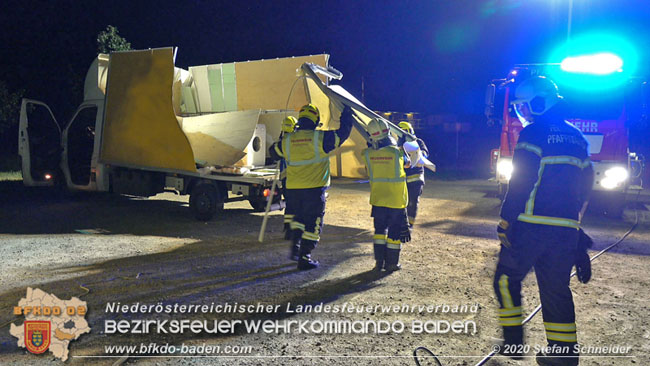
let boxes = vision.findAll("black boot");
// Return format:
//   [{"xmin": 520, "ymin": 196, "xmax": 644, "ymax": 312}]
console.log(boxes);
[
  {"xmin": 385, "ymin": 248, "xmax": 401, "ymax": 272},
  {"xmin": 297, "ymin": 240, "xmax": 319, "ymax": 270},
  {"xmin": 373, "ymin": 244, "xmax": 386, "ymax": 271},
  {"xmin": 298, "ymin": 254, "xmax": 319, "ymax": 270},
  {"xmin": 536, "ymin": 342, "xmax": 579, "ymax": 366},
  {"xmin": 496, "ymin": 326, "xmax": 525, "ymax": 360}
]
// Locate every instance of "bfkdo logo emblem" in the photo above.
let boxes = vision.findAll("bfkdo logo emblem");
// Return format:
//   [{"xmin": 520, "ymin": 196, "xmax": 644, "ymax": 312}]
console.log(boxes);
[{"xmin": 25, "ymin": 321, "xmax": 51, "ymax": 354}]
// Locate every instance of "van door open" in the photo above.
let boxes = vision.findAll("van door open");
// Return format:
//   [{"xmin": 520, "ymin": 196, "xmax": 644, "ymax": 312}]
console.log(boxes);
[
  {"xmin": 62, "ymin": 104, "xmax": 99, "ymax": 187},
  {"xmin": 18, "ymin": 99, "xmax": 62, "ymax": 186}
]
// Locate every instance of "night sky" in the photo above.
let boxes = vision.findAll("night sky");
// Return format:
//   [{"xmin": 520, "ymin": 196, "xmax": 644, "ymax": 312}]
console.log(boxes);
[{"xmin": 2, "ymin": 0, "xmax": 650, "ymax": 119}]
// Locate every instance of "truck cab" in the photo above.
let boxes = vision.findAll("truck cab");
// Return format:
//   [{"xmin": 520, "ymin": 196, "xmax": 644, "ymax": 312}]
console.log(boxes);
[
  {"xmin": 19, "ymin": 54, "xmax": 109, "ymax": 192},
  {"xmin": 19, "ymin": 99, "xmax": 107, "ymax": 191},
  {"xmin": 18, "ymin": 49, "xmax": 289, "ymax": 220}
]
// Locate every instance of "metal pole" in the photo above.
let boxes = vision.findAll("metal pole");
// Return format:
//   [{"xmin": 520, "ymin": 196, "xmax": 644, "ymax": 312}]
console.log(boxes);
[{"xmin": 258, "ymin": 160, "xmax": 281, "ymax": 242}]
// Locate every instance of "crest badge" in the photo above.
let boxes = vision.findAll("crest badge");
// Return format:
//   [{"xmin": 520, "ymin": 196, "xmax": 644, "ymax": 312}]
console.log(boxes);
[{"xmin": 25, "ymin": 321, "xmax": 51, "ymax": 354}]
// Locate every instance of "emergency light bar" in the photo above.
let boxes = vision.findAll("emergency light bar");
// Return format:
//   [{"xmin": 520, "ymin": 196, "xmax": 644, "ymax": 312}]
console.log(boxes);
[
  {"xmin": 546, "ymin": 32, "xmax": 637, "ymax": 90},
  {"xmin": 560, "ymin": 53, "xmax": 623, "ymax": 75}
]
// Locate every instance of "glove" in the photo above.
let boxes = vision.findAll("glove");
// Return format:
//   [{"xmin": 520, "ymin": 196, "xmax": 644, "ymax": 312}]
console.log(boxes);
[
  {"xmin": 575, "ymin": 250, "xmax": 591, "ymax": 284},
  {"xmin": 400, "ymin": 224, "xmax": 411, "ymax": 243},
  {"xmin": 497, "ymin": 220, "xmax": 513, "ymax": 248},
  {"xmin": 575, "ymin": 228, "xmax": 593, "ymax": 284}
]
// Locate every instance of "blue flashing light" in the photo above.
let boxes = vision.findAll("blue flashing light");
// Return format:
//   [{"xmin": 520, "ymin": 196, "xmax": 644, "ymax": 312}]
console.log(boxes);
[
  {"xmin": 560, "ymin": 53, "xmax": 623, "ymax": 75},
  {"xmin": 547, "ymin": 32, "xmax": 638, "ymax": 92}
]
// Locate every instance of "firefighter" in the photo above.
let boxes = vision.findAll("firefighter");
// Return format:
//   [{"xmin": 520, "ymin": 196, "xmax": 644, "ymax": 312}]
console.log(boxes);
[
  {"xmin": 493, "ymin": 76, "xmax": 594, "ymax": 365},
  {"xmin": 397, "ymin": 121, "xmax": 429, "ymax": 227},
  {"xmin": 270, "ymin": 104, "xmax": 353, "ymax": 270},
  {"xmin": 279, "ymin": 116, "xmax": 297, "ymax": 242},
  {"xmin": 364, "ymin": 119, "xmax": 411, "ymax": 272}
]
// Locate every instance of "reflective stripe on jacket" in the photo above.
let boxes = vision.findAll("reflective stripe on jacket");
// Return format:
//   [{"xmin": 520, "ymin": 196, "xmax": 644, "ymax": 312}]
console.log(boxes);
[
  {"xmin": 283, "ymin": 130, "xmax": 331, "ymax": 189},
  {"xmin": 364, "ymin": 145, "xmax": 408, "ymax": 209},
  {"xmin": 406, "ymin": 173, "xmax": 424, "ymax": 183}
]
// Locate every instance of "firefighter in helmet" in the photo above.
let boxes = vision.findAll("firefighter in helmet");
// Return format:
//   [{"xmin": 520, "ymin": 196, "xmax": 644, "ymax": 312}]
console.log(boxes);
[
  {"xmin": 269, "ymin": 104, "xmax": 353, "ymax": 270},
  {"xmin": 494, "ymin": 76, "xmax": 594, "ymax": 365},
  {"xmin": 397, "ymin": 121, "xmax": 429, "ymax": 227},
  {"xmin": 363, "ymin": 118, "xmax": 411, "ymax": 272}
]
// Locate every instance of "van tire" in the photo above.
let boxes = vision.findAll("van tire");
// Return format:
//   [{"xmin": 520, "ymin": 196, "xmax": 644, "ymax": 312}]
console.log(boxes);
[
  {"xmin": 249, "ymin": 199, "xmax": 267, "ymax": 212},
  {"xmin": 189, "ymin": 183, "xmax": 221, "ymax": 221}
]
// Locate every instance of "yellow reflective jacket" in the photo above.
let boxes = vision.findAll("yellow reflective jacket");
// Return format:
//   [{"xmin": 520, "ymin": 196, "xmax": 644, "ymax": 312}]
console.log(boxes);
[
  {"xmin": 282, "ymin": 130, "xmax": 331, "ymax": 189},
  {"xmin": 364, "ymin": 145, "xmax": 408, "ymax": 209}
]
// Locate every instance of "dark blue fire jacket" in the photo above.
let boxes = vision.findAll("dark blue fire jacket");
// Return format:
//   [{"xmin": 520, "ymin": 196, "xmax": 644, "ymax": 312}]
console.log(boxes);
[{"xmin": 500, "ymin": 103, "xmax": 594, "ymax": 229}]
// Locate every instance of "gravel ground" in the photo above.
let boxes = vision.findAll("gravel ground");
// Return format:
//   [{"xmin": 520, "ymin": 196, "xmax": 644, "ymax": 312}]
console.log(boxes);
[{"xmin": 0, "ymin": 177, "xmax": 648, "ymax": 366}]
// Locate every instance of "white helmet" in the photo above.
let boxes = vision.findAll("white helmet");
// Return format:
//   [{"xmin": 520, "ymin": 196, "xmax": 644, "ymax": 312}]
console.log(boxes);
[
  {"xmin": 367, "ymin": 119, "xmax": 390, "ymax": 143},
  {"xmin": 511, "ymin": 76, "xmax": 560, "ymax": 125}
]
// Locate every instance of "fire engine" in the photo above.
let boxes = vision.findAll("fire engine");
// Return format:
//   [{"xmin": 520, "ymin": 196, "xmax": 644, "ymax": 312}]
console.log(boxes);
[{"xmin": 485, "ymin": 53, "xmax": 646, "ymax": 216}]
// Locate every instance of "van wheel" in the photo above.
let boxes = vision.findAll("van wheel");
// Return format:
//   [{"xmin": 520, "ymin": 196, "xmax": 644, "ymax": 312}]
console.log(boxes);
[
  {"xmin": 249, "ymin": 198, "xmax": 267, "ymax": 212},
  {"xmin": 189, "ymin": 183, "xmax": 222, "ymax": 221}
]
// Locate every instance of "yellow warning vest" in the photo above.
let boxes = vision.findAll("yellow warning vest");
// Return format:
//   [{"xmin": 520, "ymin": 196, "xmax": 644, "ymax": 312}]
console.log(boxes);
[
  {"xmin": 283, "ymin": 130, "xmax": 330, "ymax": 189},
  {"xmin": 364, "ymin": 146, "xmax": 408, "ymax": 209}
]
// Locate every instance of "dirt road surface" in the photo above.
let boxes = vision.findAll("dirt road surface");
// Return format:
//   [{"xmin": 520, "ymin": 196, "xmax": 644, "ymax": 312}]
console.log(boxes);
[{"xmin": 1, "ymin": 178, "xmax": 648, "ymax": 365}]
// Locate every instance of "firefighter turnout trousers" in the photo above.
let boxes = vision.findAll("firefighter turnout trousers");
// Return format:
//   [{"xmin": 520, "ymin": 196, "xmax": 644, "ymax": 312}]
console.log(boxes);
[
  {"xmin": 493, "ymin": 222, "xmax": 579, "ymax": 352},
  {"xmin": 371, "ymin": 206, "xmax": 407, "ymax": 269},
  {"xmin": 285, "ymin": 187, "xmax": 326, "ymax": 256},
  {"xmin": 406, "ymin": 180, "xmax": 424, "ymax": 226}
]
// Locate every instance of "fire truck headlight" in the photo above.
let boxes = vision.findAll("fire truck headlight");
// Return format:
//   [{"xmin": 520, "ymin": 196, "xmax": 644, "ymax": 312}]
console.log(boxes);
[
  {"xmin": 497, "ymin": 160, "xmax": 513, "ymax": 181},
  {"xmin": 601, "ymin": 166, "xmax": 628, "ymax": 189}
]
